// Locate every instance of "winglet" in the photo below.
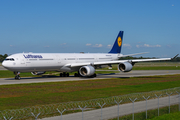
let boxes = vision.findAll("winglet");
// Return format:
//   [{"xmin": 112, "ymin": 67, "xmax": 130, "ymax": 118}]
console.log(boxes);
[{"xmin": 171, "ymin": 54, "xmax": 179, "ymax": 60}]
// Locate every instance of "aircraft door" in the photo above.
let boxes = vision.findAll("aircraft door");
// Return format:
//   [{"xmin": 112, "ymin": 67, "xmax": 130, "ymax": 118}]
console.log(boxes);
[{"xmin": 20, "ymin": 56, "xmax": 26, "ymax": 65}]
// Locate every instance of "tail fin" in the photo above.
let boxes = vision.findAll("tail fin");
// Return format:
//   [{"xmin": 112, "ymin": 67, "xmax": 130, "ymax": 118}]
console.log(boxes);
[{"xmin": 108, "ymin": 31, "xmax": 124, "ymax": 54}]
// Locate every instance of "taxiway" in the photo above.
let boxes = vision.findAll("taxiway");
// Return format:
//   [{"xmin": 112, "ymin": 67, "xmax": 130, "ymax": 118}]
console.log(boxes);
[
  {"xmin": 0, "ymin": 70, "xmax": 180, "ymax": 85},
  {"xmin": 0, "ymin": 66, "xmax": 6, "ymax": 70}
]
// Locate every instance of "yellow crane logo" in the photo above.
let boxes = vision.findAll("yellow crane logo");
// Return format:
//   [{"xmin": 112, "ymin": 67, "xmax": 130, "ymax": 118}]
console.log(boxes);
[{"xmin": 117, "ymin": 37, "xmax": 122, "ymax": 47}]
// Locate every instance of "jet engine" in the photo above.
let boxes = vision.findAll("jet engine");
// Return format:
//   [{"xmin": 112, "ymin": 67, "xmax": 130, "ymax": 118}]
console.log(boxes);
[
  {"xmin": 79, "ymin": 66, "xmax": 95, "ymax": 77},
  {"xmin": 118, "ymin": 62, "xmax": 133, "ymax": 72},
  {"xmin": 31, "ymin": 71, "xmax": 46, "ymax": 75}
]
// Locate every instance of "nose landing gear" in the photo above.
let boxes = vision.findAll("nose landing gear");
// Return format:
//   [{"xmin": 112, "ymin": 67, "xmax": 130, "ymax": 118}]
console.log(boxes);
[
  {"xmin": 14, "ymin": 72, "xmax": 21, "ymax": 80},
  {"xmin": 15, "ymin": 75, "xmax": 21, "ymax": 80}
]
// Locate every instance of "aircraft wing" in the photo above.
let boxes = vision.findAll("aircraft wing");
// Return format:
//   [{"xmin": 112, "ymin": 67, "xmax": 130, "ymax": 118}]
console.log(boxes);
[
  {"xmin": 65, "ymin": 57, "xmax": 173, "ymax": 68},
  {"xmin": 130, "ymin": 58, "xmax": 171, "ymax": 62}
]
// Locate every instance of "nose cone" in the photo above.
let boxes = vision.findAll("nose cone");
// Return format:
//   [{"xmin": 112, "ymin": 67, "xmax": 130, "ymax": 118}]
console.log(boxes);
[
  {"xmin": 2, "ymin": 61, "xmax": 7, "ymax": 68},
  {"xmin": 2, "ymin": 61, "xmax": 11, "ymax": 69},
  {"xmin": 2, "ymin": 61, "xmax": 12, "ymax": 71}
]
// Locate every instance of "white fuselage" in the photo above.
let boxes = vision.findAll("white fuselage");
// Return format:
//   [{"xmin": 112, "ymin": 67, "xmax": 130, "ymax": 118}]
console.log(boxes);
[{"xmin": 2, "ymin": 53, "xmax": 120, "ymax": 72}]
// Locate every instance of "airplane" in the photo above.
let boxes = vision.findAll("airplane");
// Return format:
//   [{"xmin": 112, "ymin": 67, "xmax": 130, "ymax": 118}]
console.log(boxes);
[{"xmin": 2, "ymin": 31, "xmax": 177, "ymax": 80}]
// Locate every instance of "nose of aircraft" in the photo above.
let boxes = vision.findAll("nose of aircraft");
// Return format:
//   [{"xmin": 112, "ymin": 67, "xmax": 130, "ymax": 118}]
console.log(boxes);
[
  {"xmin": 2, "ymin": 61, "xmax": 9, "ymax": 68},
  {"xmin": 2, "ymin": 61, "xmax": 6, "ymax": 67}
]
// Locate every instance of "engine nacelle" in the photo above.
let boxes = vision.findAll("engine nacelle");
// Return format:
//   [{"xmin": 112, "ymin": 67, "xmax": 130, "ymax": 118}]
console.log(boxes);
[
  {"xmin": 79, "ymin": 66, "xmax": 95, "ymax": 77},
  {"xmin": 118, "ymin": 62, "xmax": 133, "ymax": 72},
  {"xmin": 31, "ymin": 71, "xmax": 46, "ymax": 75}
]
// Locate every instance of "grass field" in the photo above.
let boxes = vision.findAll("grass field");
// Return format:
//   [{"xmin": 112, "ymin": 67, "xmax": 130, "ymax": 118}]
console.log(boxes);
[
  {"xmin": 0, "ymin": 74, "xmax": 180, "ymax": 110},
  {"xmin": 149, "ymin": 111, "xmax": 180, "ymax": 120},
  {"xmin": 109, "ymin": 105, "xmax": 180, "ymax": 120},
  {"xmin": 0, "ymin": 62, "xmax": 180, "ymax": 111}
]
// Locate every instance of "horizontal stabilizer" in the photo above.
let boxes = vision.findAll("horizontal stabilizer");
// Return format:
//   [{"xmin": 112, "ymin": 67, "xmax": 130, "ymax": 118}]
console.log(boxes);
[{"xmin": 171, "ymin": 54, "xmax": 179, "ymax": 60}]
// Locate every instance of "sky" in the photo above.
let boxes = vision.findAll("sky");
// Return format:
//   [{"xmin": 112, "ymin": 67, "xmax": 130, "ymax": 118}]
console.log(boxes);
[{"xmin": 0, "ymin": 0, "xmax": 180, "ymax": 57}]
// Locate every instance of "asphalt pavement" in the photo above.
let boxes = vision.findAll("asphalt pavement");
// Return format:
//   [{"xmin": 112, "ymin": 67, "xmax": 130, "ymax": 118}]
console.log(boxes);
[
  {"xmin": 0, "ymin": 66, "xmax": 6, "ymax": 70},
  {"xmin": 0, "ymin": 70, "xmax": 180, "ymax": 85}
]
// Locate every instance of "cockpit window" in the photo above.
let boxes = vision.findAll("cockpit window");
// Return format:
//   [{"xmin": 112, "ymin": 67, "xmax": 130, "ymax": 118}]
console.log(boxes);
[{"xmin": 5, "ymin": 58, "xmax": 15, "ymax": 61}]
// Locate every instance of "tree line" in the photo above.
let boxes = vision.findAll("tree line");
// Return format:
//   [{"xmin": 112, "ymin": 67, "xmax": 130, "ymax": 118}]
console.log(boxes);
[{"xmin": 0, "ymin": 54, "xmax": 8, "ymax": 62}]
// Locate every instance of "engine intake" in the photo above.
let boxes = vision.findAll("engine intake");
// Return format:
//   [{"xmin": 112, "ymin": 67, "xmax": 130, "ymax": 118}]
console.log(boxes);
[
  {"xmin": 31, "ymin": 71, "xmax": 46, "ymax": 75},
  {"xmin": 79, "ymin": 66, "xmax": 95, "ymax": 77},
  {"xmin": 118, "ymin": 62, "xmax": 133, "ymax": 72}
]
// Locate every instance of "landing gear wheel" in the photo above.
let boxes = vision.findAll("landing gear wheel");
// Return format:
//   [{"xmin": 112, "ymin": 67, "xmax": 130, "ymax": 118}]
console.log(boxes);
[
  {"xmin": 63, "ymin": 72, "xmax": 66, "ymax": 77},
  {"xmin": 14, "ymin": 72, "xmax": 21, "ymax": 80},
  {"xmin": 60, "ymin": 72, "xmax": 69, "ymax": 77},
  {"xmin": 15, "ymin": 75, "xmax": 21, "ymax": 80},
  {"xmin": 60, "ymin": 73, "xmax": 63, "ymax": 77},
  {"xmin": 67, "ymin": 73, "xmax": 69, "ymax": 77},
  {"xmin": 74, "ymin": 73, "xmax": 78, "ymax": 77}
]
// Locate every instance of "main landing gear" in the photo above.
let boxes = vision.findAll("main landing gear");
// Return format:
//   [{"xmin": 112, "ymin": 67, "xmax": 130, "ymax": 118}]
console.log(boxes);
[
  {"xmin": 59, "ymin": 72, "xmax": 97, "ymax": 78},
  {"xmin": 14, "ymin": 72, "xmax": 21, "ymax": 80},
  {"xmin": 60, "ymin": 72, "xmax": 69, "ymax": 77},
  {"xmin": 74, "ymin": 73, "xmax": 79, "ymax": 77}
]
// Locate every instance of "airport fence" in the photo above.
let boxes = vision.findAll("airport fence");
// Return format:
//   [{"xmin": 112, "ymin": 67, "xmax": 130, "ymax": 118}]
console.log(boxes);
[{"xmin": 0, "ymin": 87, "xmax": 180, "ymax": 120}]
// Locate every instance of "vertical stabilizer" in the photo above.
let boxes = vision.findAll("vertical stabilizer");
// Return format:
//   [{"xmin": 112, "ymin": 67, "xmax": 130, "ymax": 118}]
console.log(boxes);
[{"xmin": 108, "ymin": 31, "xmax": 124, "ymax": 54}]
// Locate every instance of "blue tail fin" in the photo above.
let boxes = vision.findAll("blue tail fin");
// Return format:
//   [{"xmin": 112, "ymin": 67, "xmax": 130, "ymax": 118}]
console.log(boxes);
[{"xmin": 108, "ymin": 31, "xmax": 124, "ymax": 54}]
